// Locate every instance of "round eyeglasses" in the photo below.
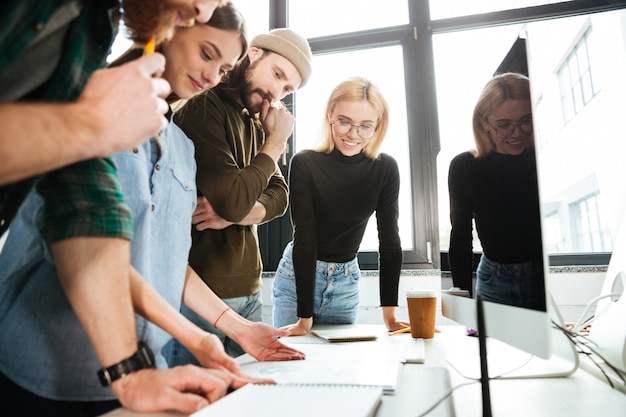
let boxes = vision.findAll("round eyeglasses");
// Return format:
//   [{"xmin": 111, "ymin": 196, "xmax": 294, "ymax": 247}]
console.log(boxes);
[
  {"xmin": 488, "ymin": 117, "xmax": 533, "ymax": 139},
  {"xmin": 331, "ymin": 120, "xmax": 377, "ymax": 140}
]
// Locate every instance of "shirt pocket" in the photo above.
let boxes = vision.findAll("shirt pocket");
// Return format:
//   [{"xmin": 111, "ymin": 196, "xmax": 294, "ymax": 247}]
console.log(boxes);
[{"xmin": 165, "ymin": 167, "xmax": 197, "ymax": 224}]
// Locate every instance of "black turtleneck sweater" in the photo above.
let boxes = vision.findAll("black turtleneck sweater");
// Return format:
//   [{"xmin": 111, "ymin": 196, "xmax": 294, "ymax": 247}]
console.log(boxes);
[
  {"xmin": 447, "ymin": 149, "xmax": 543, "ymax": 294},
  {"xmin": 289, "ymin": 149, "xmax": 403, "ymax": 318}
]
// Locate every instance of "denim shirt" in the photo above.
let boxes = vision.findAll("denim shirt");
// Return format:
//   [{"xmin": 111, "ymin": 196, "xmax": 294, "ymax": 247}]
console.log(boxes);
[{"xmin": 0, "ymin": 121, "xmax": 197, "ymax": 401}]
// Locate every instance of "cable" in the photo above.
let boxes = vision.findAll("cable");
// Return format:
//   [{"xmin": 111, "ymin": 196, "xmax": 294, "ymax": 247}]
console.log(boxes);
[
  {"xmin": 571, "ymin": 292, "xmax": 621, "ymax": 333},
  {"xmin": 552, "ymin": 319, "xmax": 626, "ymax": 388},
  {"xmin": 416, "ymin": 353, "xmax": 536, "ymax": 417},
  {"xmin": 418, "ymin": 321, "xmax": 625, "ymax": 416},
  {"xmin": 414, "ymin": 380, "xmax": 478, "ymax": 417}
]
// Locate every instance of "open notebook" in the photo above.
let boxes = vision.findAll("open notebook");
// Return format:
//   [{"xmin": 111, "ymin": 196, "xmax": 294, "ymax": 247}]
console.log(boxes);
[
  {"xmin": 191, "ymin": 383, "xmax": 382, "ymax": 417},
  {"xmin": 237, "ymin": 341, "xmax": 404, "ymax": 394}
]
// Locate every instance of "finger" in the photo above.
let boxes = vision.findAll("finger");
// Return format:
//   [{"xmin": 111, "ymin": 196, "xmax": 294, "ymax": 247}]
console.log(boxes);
[
  {"xmin": 260, "ymin": 99, "xmax": 270, "ymax": 122},
  {"xmin": 219, "ymin": 357, "xmax": 240, "ymax": 374},
  {"xmin": 197, "ymin": 370, "xmax": 231, "ymax": 404},
  {"xmin": 264, "ymin": 351, "xmax": 306, "ymax": 361},
  {"xmin": 272, "ymin": 327, "xmax": 290, "ymax": 338},
  {"xmin": 233, "ymin": 372, "xmax": 275, "ymax": 385},
  {"xmin": 156, "ymin": 390, "xmax": 210, "ymax": 415},
  {"xmin": 136, "ymin": 53, "xmax": 166, "ymax": 78},
  {"xmin": 153, "ymin": 77, "xmax": 172, "ymax": 100}
]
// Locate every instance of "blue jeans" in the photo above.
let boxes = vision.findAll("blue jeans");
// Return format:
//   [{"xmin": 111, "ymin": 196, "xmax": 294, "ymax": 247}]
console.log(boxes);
[
  {"xmin": 163, "ymin": 291, "xmax": 263, "ymax": 363},
  {"xmin": 475, "ymin": 254, "xmax": 546, "ymax": 311},
  {"xmin": 272, "ymin": 242, "xmax": 360, "ymax": 328}
]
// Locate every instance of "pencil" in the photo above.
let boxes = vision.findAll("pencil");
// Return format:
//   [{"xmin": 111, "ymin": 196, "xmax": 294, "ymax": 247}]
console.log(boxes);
[
  {"xmin": 143, "ymin": 37, "xmax": 162, "ymax": 146},
  {"xmin": 390, "ymin": 327, "xmax": 411, "ymax": 335},
  {"xmin": 144, "ymin": 37, "xmax": 156, "ymax": 55}
]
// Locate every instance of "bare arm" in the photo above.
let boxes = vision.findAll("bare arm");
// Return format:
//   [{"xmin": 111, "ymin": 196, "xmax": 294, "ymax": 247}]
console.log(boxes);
[
  {"xmin": 51, "ymin": 237, "xmax": 248, "ymax": 413},
  {"xmin": 0, "ymin": 54, "xmax": 170, "ymax": 185},
  {"xmin": 183, "ymin": 266, "xmax": 305, "ymax": 361},
  {"xmin": 51, "ymin": 237, "xmax": 138, "ymax": 370},
  {"xmin": 128, "ymin": 265, "xmax": 239, "ymax": 373},
  {"xmin": 382, "ymin": 306, "xmax": 410, "ymax": 332}
]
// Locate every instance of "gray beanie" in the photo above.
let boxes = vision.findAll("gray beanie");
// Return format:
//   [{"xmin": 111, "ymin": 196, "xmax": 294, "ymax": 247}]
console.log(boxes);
[{"xmin": 251, "ymin": 28, "xmax": 313, "ymax": 87}]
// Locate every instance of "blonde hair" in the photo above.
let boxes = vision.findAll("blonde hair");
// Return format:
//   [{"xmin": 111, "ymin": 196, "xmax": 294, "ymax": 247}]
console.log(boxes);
[
  {"xmin": 315, "ymin": 77, "xmax": 389, "ymax": 160},
  {"xmin": 472, "ymin": 72, "xmax": 532, "ymax": 157}
]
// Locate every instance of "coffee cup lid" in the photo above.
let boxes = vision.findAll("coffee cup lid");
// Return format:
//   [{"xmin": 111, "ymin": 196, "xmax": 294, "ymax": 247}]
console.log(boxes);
[{"xmin": 406, "ymin": 289, "xmax": 437, "ymax": 298}]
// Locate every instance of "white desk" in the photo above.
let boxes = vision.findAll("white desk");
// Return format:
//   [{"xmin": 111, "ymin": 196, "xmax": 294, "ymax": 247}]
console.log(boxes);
[{"xmin": 101, "ymin": 325, "xmax": 626, "ymax": 417}]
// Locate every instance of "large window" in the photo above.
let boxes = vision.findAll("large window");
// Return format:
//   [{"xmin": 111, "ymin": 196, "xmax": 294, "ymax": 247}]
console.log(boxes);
[
  {"xmin": 292, "ymin": 47, "xmax": 413, "ymax": 253},
  {"xmin": 288, "ymin": 0, "xmax": 409, "ymax": 38},
  {"xmin": 558, "ymin": 27, "xmax": 598, "ymax": 123},
  {"xmin": 106, "ymin": 1, "xmax": 626, "ymax": 270}
]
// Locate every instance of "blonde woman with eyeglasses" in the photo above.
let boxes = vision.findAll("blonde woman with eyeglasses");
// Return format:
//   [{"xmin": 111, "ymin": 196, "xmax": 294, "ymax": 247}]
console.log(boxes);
[
  {"xmin": 448, "ymin": 72, "xmax": 546, "ymax": 311},
  {"xmin": 272, "ymin": 77, "xmax": 410, "ymax": 336}
]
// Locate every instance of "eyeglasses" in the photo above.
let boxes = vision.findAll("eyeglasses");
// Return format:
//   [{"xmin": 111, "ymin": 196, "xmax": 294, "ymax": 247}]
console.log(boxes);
[
  {"xmin": 487, "ymin": 117, "xmax": 533, "ymax": 138},
  {"xmin": 331, "ymin": 120, "xmax": 377, "ymax": 140}
]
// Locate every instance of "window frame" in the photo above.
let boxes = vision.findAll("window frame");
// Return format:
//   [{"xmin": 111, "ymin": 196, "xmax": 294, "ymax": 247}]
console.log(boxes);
[{"xmin": 259, "ymin": 0, "xmax": 626, "ymax": 272}]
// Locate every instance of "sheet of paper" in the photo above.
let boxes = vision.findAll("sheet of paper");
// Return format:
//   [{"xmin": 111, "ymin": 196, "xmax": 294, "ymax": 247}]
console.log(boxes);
[
  {"xmin": 240, "ymin": 342, "xmax": 405, "ymax": 393},
  {"xmin": 191, "ymin": 383, "xmax": 383, "ymax": 417}
]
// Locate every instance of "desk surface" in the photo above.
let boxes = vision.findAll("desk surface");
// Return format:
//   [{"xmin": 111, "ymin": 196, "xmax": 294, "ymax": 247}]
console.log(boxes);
[{"xmin": 102, "ymin": 325, "xmax": 626, "ymax": 417}]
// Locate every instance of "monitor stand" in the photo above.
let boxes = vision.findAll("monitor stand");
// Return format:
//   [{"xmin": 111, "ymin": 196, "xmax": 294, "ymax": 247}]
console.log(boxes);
[
  {"xmin": 476, "ymin": 295, "xmax": 492, "ymax": 417},
  {"xmin": 447, "ymin": 293, "xmax": 580, "ymax": 380}
]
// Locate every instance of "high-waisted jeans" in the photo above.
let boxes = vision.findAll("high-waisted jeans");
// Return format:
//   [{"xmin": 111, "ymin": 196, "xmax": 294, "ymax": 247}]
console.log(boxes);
[
  {"xmin": 272, "ymin": 242, "xmax": 361, "ymax": 328},
  {"xmin": 475, "ymin": 254, "xmax": 546, "ymax": 311}
]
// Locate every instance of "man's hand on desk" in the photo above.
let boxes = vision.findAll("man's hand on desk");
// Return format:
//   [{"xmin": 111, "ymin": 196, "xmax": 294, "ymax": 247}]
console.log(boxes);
[
  {"xmin": 279, "ymin": 317, "xmax": 313, "ymax": 337},
  {"xmin": 111, "ymin": 366, "xmax": 234, "ymax": 414}
]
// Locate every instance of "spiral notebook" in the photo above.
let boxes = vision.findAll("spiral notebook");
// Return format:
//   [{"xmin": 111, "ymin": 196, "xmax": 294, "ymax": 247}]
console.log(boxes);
[
  {"xmin": 191, "ymin": 383, "xmax": 382, "ymax": 417},
  {"xmin": 311, "ymin": 328, "xmax": 378, "ymax": 343},
  {"xmin": 237, "ymin": 342, "xmax": 403, "ymax": 394}
]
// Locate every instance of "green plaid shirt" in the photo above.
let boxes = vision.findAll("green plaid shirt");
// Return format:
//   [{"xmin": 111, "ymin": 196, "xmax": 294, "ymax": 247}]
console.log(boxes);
[{"xmin": 0, "ymin": 0, "xmax": 133, "ymax": 241}]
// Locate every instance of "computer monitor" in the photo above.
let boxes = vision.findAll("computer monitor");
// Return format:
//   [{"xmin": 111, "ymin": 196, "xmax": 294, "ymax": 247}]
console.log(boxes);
[
  {"xmin": 442, "ymin": 34, "xmax": 563, "ymax": 371},
  {"xmin": 442, "ymin": 7, "xmax": 626, "ymax": 383},
  {"xmin": 587, "ymin": 214, "xmax": 626, "ymax": 374}
]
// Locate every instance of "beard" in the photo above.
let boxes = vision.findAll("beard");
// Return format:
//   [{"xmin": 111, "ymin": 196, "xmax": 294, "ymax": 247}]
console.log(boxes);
[
  {"xmin": 240, "ymin": 59, "xmax": 269, "ymax": 115},
  {"xmin": 241, "ymin": 87, "xmax": 265, "ymax": 115},
  {"xmin": 120, "ymin": 0, "xmax": 190, "ymax": 43}
]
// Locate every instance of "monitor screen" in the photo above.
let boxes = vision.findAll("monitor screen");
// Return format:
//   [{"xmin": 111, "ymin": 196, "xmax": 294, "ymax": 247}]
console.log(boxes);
[
  {"xmin": 442, "ymin": 34, "xmax": 552, "ymax": 361},
  {"xmin": 442, "ymin": 6, "xmax": 626, "ymax": 376}
]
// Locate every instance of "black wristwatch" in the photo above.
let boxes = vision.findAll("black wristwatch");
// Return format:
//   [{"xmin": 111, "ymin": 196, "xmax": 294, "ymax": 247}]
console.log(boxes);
[{"xmin": 97, "ymin": 342, "xmax": 156, "ymax": 387}]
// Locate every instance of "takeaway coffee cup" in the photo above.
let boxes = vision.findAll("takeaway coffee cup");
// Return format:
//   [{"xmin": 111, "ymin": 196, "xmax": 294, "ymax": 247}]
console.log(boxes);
[{"xmin": 406, "ymin": 289, "xmax": 437, "ymax": 339}]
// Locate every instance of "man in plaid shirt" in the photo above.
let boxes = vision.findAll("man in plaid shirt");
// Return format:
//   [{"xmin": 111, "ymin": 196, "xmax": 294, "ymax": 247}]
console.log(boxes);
[{"xmin": 0, "ymin": 1, "xmax": 241, "ymax": 415}]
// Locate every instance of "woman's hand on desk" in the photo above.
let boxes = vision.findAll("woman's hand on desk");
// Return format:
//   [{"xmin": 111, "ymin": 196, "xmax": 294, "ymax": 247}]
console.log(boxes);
[
  {"xmin": 191, "ymin": 332, "xmax": 240, "ymax": 373},
  {"xmin": 237, "ymin": 321, "xmax": 306, "ymax": 361},
  {"xmin": 279, "ymin": 317, "xmax": 313, "ymax": 337},
  {"xmin": 382, "ymin": 306, "xmax": 411, "ymax": 332}
]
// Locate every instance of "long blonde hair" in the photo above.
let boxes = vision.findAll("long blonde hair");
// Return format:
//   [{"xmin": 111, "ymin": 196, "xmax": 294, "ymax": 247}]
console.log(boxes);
[
  {"xmin": 315, "ymin": 77, "xmax": 389, "ymax": 160},
  {"xmin": 472, "ymin": 72, "xmax": 532, "ymax": 157}
]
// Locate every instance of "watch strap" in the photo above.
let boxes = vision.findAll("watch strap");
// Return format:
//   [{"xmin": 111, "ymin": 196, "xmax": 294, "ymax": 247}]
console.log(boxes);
[{"xmin": 97, "ymin": 342, "xmax": 156, "ymax": 387}]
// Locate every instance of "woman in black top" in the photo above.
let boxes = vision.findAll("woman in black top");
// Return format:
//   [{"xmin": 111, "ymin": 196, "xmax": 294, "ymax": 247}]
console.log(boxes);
[
  {"xmin": 448, "ymin": 72, "xmax": 546, "ymax": 311},
  {"xmin": 272, "ymin": 77, "xmax": 409, "ymax": 335}
]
